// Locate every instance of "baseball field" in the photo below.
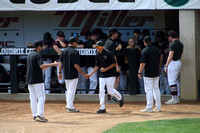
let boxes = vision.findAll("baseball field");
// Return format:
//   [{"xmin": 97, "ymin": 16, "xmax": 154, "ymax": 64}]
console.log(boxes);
[{"xmin": 0, "ymin": 101, "xmax": 200, "ymax": 133}]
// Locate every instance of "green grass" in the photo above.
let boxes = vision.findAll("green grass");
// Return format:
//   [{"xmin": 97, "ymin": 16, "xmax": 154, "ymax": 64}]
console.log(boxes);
[{"xmin": 104, "ymin": 118, "xmax": 200, "ymax": 133}]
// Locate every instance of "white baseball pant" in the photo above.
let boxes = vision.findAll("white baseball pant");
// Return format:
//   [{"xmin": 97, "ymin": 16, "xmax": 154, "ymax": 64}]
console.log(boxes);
[
  {"xmin": 99, "ymin": 77, "xmax": 122, "ymax": 110},
  {"xmin": 168, "ymin": 60, "xmax": 181, "ymax": 86},
  {"xmin": 65, "ymin": 78, "xmax": 78, "ymax": 109},
  {"xmin": 143, "ymin": 77, "xmax": 161, "ymax": 110},
  {"xmin": 28, "ymin": 83, "xmax": 46, "ymax": 117}
]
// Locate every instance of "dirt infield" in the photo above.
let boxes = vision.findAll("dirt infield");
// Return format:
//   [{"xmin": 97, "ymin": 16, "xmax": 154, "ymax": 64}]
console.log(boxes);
[{"xmin": 0, "ymin": 101, "xmax": 200, "ymax": 133}]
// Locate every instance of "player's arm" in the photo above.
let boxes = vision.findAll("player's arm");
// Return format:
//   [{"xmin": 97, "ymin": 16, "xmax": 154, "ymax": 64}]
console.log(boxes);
[
  {"xmin": 40, "ymin": 61, "xmax": 60, "ymax": 70},
  {"xmin": 56, "ymin": 39, "xmax": 67, "ymax": 48},
  {"xmin": 58, "ymin": 63, "xmax": 63, "ymax": 80},
  {"xmin": 53, "ymin": 45, "xmax": 62, "ymax": 55},
  {"xmin": 164, "ymin": 51, "xmax": 174, "ymax": 73},
  {"xmin": 76, "ymin": 41, "xmax": 85, "ymax": 48},
  {"xmin": 74, "ymin": 64, "xmax": 88, "ymax": 79},
  {"xmin": 114, "ymin": 55, "xmax": 120, "ymax": 72},
  {"xmin": 101, "ymin": 63, "xmax": 116, "ymax": 72},
  {"xmin": 76, "ymin": 44, "xmax": 84, "ymax": 48},
  {"xmin": 88, "ymin": 66, "xmax": 99, "ymax": 77},
  {"xmin": 138, "ymin": 62, "xmax": 146, "ymax": 79},
  {"xmin": 159, "ymin": 54, "xmax": 164, "ymax": 72}
]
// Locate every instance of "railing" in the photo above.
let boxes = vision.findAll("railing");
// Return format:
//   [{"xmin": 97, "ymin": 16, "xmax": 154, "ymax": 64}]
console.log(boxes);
[{"xmin": 0, "ymin": 47, "xmax": 139, "ymax": 94}]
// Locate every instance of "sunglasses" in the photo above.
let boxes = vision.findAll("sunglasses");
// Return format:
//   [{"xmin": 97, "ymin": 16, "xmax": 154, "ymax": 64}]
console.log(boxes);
[{"xmin": 96, "ymin": 46, "xmax": 102, "ymax": 49}]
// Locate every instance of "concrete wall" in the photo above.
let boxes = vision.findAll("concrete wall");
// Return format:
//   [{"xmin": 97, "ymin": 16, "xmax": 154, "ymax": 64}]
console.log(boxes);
[{"xmin": 179, "ymin": 10, "xmax": 200, "ymax": 101}]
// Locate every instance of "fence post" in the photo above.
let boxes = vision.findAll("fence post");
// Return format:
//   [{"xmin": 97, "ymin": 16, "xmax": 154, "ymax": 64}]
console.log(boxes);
[{"xmin": 10, "ymin": 55, "xmax": 18, "ymax": 93}]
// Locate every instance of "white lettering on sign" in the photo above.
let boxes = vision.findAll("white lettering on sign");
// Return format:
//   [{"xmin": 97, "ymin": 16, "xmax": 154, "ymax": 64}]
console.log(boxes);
[
  {"xmin": 0, "ymin": 48, "xmax": 27, "ymax": 55},
  {"xmin": 0, "ymin": 48, "xmax": 96, "ymax": 56}
]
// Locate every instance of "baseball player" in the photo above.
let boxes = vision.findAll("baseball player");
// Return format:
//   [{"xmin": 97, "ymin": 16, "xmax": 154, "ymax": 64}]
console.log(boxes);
[
  {"xmin": 165, "ymin": 30, "xmax": 184, "ymax": 104},
  {"xmin": 104, "ymin": 28, "xmax": 121, "ymax": 103},
  {"xmin": 53, "ymin": 31, "xmax": 68, "ymax": 86},
  {"xmin": 42, "ymin": 32, "xmax": 55, "ymax": 94},
  {"xmin": 26, "ymin": 41, "xmax": 60, "ymax": 122},
  {"xmin": 138, "ymin": 36, "xmax": 161, "ymax": 112},
  {"xmin": 88, "ymin": 41, "xmax": 124, "ymax": 114},
  {"xmin": 153, "ymin": 31, "xmax": 170, "ymax": 95},
  {"xmin": 58, "ymin": 37, "xmax": 89, "ymax": 113},
  {"xmin": 85, "ymin": 30, "xmax": 98, "ymax": 94}
]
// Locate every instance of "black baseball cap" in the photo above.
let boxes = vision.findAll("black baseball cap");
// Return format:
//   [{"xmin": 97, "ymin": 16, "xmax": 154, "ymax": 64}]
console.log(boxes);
[
  {"xmin": 142, "ymin": 29, "xmax": 150, "ymax": 36},
  {"xmin": 96, "ymin": 41, "xmax": 104, "ymax": 47},
  {"xmin": 69, "ymin": 37, "xmax": 78, "ymax": 44},
  {"xmin": 133, "ymin": 29, "xmax": 141, "ymax": 34},
  {"xmin": 57, "ymin": 31, "xmax": 65, "ymax": 37}
]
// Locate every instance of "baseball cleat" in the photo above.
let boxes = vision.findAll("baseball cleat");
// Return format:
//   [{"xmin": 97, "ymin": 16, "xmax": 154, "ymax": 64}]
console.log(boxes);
[
  {"xmin": 141, "ymin": 108, "xmax": 154, "ymax": 113},
  {"xmin": 154, "ymin": 108, "xmax": 161, "ymax": 112},
  {"xmin": 32, "ymin": 116, "xmax": 37, "ymax": 122},
  {"xmin": 165, "ymin": 98, "xmax": 179, "ymax": 104},
  {"xmin": 35, "ymin": 116, "xmax": 48, "ymax": 122},
  {"xmin": 97, "ymin": 109, "xmax": 106, "ymax": 114},
  {"xmin": 119, "ymin": 95, "xmax": 124, "ymax": 107},
  {"xmin": 66, "ymin": 108, "xmax": 80, "ymax": 113},
  {"xmin": 107, "ymin": 97, "xmax": 118, "ymax": 104}
]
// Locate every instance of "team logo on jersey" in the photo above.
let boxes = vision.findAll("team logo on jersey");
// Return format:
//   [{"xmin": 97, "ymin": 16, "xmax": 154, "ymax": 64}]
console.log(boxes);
[
  {"xmin": 164, "ymin": 0, "xmax": 189, "ymax": 7},
  {"xmin": 103, "ymin": 55, "xmax": 107, "ymax": 60}
]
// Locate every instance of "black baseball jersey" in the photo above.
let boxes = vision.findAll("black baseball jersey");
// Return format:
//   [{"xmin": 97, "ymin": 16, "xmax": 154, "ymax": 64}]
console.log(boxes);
[
  {"xmin": 85, "ymin": 39, "xmax": 96, "ymax": 67},
  {"xmin": 153, "ymin": 42, "xmax": 169, "ymax": 65},
  {"xmin": 140, "ymin": 44, "xmax": 160, "ymax": 77},
  {"xmin": 78, "ymin": 40, "xmax": 87, "ymax": 67},
  {"xmin": 59, "ymin": 46, "xmax": 80, "ymax": 79},
  {"xmin": 104, "ymin": 38, "xmax": 116, "ymax": 55},
  {"xmin": 53, "ymin": 40, "xmax": 68, "ymax": 48},
  {"xmin": 26, "ymin": 50, "xmax": 43, "ymax": 84},
  {"xmin": 95, "ymin": 49, "xmax": 116, "ymax": 78},
  {"xmin": 135, "ymin": 39, "xmax": 145, "ymax": 50},
  {"xmin": 169, "ymin": 40, "xmax": 184, "ymax": 60}
]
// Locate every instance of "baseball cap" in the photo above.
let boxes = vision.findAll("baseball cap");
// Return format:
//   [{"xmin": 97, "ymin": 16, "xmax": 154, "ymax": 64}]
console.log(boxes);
[
  {"xmin": 72, "ymin": 33, "xmax": 80, "ymax": 37},
  {"xmin": 133, "ymin": 29, "xmax": 141, "ymax": 34},
  {"xmin": 57, "ymin": 31, "xmax": 65, "ymax": 37},
  {"xmin": 156, "ymin": 31, "xmax": 165, "ymax": 38},
  {"xmin": 142, "ymin": 29, "xmax": 150, "ymax": 36},
  {"xmin": 96, "ymin": 41, "xmax": 104, "ymax": 47},
  {"xmin": 69, "ymin": 37, "xmax": 78, "ymax": 44}
]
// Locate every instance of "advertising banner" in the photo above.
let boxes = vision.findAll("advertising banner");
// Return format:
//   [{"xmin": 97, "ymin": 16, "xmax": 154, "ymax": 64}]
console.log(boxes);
[
  {"xmin": 0, "ymin": 11, "xmax": 156, "ymax": 47},
  {"xmin": 0, "ymin": 0, "xmax": 155, "ymax": 11},
  {"xmin": 157, "ymin": 0, "xmax": 200, "ymax": 9}
]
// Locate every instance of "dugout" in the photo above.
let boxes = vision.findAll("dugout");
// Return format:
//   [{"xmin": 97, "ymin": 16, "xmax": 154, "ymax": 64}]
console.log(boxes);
[{"xmin": 0, "ymin": 0, "xmax": 200, "ymax": 101}]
